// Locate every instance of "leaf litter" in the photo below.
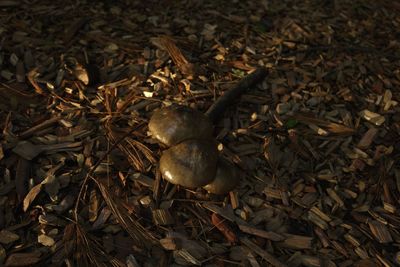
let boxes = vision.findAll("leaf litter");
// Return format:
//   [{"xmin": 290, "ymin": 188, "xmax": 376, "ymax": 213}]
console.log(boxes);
[{"xmin": 0, "ymin": 0, "xmax": 399, "ymax": 266}]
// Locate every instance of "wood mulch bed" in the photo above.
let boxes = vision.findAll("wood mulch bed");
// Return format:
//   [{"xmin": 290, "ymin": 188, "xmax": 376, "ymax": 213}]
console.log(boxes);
[{"xmin": 0, "ymin": 0, "xmax": 399, "ymax": 266}]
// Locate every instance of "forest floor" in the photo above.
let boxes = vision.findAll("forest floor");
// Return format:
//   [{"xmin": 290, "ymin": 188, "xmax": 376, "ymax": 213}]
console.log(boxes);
[{"xmin": 0, "ymin": 0, "xmax": 400, "ymax": 266}]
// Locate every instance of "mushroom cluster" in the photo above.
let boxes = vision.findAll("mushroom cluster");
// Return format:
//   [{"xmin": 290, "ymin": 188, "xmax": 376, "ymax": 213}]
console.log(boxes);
[
  {"xmin": 148, "ymin": 67, "xmax": 268, "ymax": 195},
  {"xmin": 149, "ymin": 105, "xmax": 239, "ymax": 195}
]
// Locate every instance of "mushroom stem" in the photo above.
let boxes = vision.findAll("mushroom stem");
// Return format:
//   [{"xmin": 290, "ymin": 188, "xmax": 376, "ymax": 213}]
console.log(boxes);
[{"xmin": 205, "ymin": 67, "xmax": 268, "ymax": 124}]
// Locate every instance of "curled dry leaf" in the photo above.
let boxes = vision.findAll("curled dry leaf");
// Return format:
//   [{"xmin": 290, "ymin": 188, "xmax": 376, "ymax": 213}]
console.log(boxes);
[{"xmin": 23, "ymin": 183, "xmax": 42, "ymax": 212}]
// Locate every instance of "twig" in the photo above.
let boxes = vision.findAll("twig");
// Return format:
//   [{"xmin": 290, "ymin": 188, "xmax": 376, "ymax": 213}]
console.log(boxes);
[
  {"xmin": 205, "ymin": 67, "xmax": 268, "ymax": 124},
  {"xmin": 0, "ymin": 82, "xmax": 38, "ymax": 98},
  {"xmin": 18, "ymin": 117, "xmax": 60, "ymax": 139}
]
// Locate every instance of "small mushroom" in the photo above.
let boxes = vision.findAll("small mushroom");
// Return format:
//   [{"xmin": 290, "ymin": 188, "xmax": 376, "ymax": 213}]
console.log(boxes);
[
  {"xmin": 159, "ymin": 139, "xmax": 218, "ymax": 188},
  {"xmin": 203, "ymin": 158, "xmax": 240, "ymax": 195},
  {"xmin": 148, "ymin": 105, "xmax": 213, "ymax": 147}
]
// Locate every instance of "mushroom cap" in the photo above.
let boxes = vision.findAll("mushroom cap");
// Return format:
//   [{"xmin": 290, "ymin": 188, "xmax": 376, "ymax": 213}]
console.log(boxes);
[
  {"xmin": 159, "ymin": 139, "xmax": 218, "ymax": 188},
  {"xmin": 203, "ymin": 158, "xmax": 240, "ymax": 194},
  {"xmin": 148, "ymin": 105, "xmax": 213, "ymax": 147}
]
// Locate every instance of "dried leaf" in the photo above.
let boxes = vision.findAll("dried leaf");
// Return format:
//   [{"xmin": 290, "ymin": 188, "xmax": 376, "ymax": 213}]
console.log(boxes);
[{"xmin": 23, "ymin": 183, "xmax": 42, "ymax": 212}]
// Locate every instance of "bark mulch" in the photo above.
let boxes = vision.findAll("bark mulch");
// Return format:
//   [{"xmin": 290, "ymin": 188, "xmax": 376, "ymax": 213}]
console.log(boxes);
[{"xmin": 0, "ymin": 0, "xmax": 400, "ymax": 266}]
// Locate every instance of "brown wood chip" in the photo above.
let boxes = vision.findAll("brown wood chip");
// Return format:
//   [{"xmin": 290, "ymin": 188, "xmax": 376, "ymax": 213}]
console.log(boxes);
[
  {"xmin": 368, "ymin": 220, "xmax": 393, "ymax": 243},
  {"xmin": 241, "ymin": 237, "xmax": 287, "ymax": 267}
]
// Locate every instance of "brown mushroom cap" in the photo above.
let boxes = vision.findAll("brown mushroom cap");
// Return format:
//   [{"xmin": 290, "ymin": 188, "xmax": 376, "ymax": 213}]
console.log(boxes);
[
  {"xmin": 159, "ymin": 139, "xmax": 218, "ymax": 188},
  {"xmin": 148, "ymin": 105, "xmax": 213, "ymax": 147},
  {"xmin": 203, "ymin": 158, "xmax": 240, "ymax": 194}
]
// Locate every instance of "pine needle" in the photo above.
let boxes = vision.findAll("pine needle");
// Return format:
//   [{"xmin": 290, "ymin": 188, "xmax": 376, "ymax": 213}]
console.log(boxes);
[{"xmin": 96, "ymin": 179, "xmax": 158, "ymax": 248}]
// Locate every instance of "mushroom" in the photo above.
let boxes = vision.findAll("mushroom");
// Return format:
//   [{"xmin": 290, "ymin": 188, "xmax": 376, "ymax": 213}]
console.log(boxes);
[
  {"xmin": 149, "ymin": 68, "xmax": 268, "ymax": 193},
  {"xmin": 203, "ymin": 158, "xmax": 240, "ymax": 195},
  {"xmin": 159, "ymin": 139, "xmax": 218, "ymax": 188},
  {"xmin": 148, "ymin": 105, "xmax": 213, "ymax": 147}
]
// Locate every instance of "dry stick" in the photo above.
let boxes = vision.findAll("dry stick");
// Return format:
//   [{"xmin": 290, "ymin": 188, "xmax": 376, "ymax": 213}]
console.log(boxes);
[
  {"xmin": 73, "ymin": 122, "xmax": 145, "ymax": 222},
  {"xmin": 205, "ymin": 67, "xmax": 268, "ymax": 124},
  {"xmin": 18, "ymin": 116, "xmax": 60, "ymax": 139}
]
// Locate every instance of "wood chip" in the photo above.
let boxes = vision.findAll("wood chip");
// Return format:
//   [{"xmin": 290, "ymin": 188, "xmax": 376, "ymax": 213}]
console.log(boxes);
[
  {"xmin": 240, "ymin": 237, "xmax": 287, "ymax": 267},
  {"xmin": 0, "ymin": 230, "xmax": 19, "ymax": 245},
  {"xmin": 357, "ymin": 128, "xmax": 379, "ymax": 149},
  {"xmin": 279, "ymin": 234, "xmax": 313, "ymax": 250},
  {"xmin": 211, "ymin": 213, "xmax": 237, "ymax": 243},
  {"xmin": 229, "ymin": 191, "xmax": 239, "ymax": 209},
  {"xmin": 5, "ymin": 251, "xmax": 41, "ymax": 267},
  {"xmin": 326, "ymin": 188, "xmax": 344, "ymax": 207},
  {"xmin": 152, "ymin": 209, "xmax": 175, "ymax": 225},
  {"xmin": 368, "ymin": 220, "xmax": 393, "ymax": 243},
  {"xmin": 239, "ymin": 224, "xmax": 285, "ymax": 241}
]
